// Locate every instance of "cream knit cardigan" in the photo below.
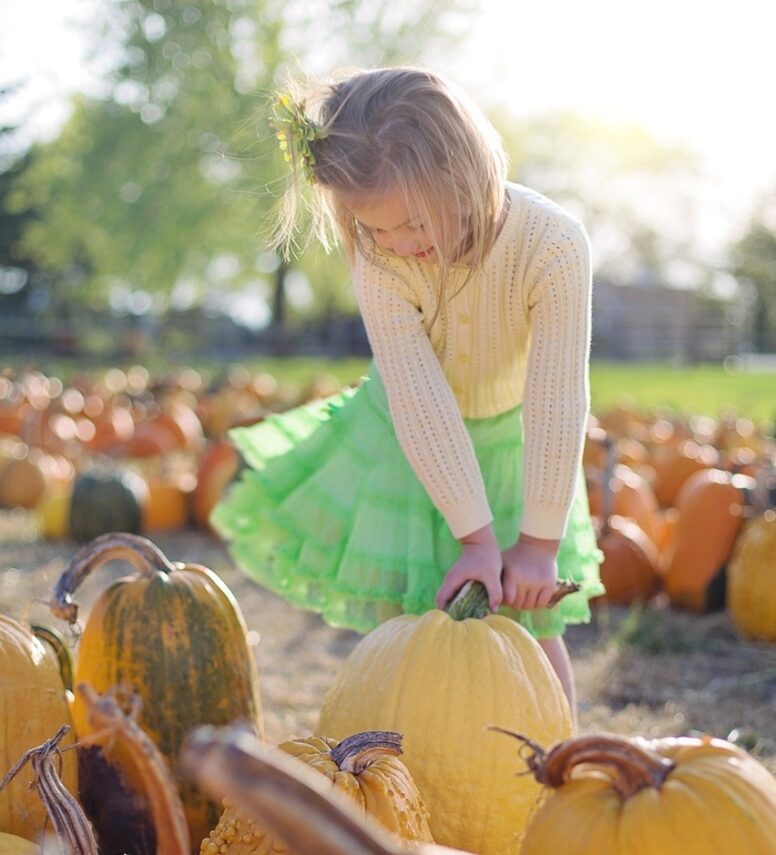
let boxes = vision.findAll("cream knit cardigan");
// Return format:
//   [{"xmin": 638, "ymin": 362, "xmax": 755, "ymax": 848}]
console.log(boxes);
[{"xmin": 354, "ymin": 182, "xmax": 592, "ymax": 541}]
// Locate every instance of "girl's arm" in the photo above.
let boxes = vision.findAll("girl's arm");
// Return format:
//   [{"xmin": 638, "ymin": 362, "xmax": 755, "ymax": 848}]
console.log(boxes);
[
  {"xmin": 354, "ymin": 250, "xmax": 504, "ymax": 607},
  {"xmin": 353, "ymin": 249, "xmax": 494, "ymax": 541},
  {"xmin": 520, "ymin": 218, "xmax": 592, "ymax": 541},
  {"xmin": 502, "ymin": 218, "xmax": 592, "ymax": 611}
]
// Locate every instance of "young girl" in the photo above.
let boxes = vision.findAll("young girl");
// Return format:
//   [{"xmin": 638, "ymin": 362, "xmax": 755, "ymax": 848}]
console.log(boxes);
[{"xmin": 212, "ymin": 66, "xmax": 604, "ymax": 717}]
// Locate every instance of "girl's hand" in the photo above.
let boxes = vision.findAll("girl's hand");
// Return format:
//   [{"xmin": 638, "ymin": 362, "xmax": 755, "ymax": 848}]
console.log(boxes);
[
  {"xmin": 502, "ymin": 533, "xmax": 560, "ymax": 610},
  {"xmin": 435, "ymin": 524, "xmax": 503, "ymax": 611}
]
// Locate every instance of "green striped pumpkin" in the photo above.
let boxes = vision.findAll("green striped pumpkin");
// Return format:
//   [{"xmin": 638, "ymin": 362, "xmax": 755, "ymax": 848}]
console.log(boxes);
[
  {"xmin": 50, "ymin": 532, "xmax": 264, "ymax": 848},
  {"xmin": 68, "ymin": 467, "xmax": 148, "ymax": 542}
]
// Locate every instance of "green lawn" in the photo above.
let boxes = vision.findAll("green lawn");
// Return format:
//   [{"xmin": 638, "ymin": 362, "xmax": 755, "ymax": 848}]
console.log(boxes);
[
  {"xmin": 244, "ymin": 358, "xmax": 774, "ymax": 425},
  {"xmin": 5, "ymin": 355, "xmax": 774, "ymax": 425},
  {"xmin": 588, "ymin": 362, "xmax": 774, "ymax": 424}
]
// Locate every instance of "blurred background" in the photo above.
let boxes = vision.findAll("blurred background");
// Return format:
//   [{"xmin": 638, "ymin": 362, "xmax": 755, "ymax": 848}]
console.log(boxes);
[
  {"xmin": 1, "ymin": 1, "xmax": 774, "ymax": 778},
  {"xmin": 1, "ymin": 0, "xmax": 775, "ymax": 370}
]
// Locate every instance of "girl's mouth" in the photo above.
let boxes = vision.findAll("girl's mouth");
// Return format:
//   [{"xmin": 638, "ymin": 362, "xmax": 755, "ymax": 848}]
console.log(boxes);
[{"xmin": 414, "ymin": 247, "xmax": 435, "ymax": 259}]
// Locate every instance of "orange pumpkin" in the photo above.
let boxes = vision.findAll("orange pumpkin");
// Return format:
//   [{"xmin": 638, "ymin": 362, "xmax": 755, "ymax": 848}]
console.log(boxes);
[
  {"xmin": 594, "ymin": 514, "xmax": 661, "ymax": 604},
  {"xmin": 193, "ymin": 439, "xmax": 241, "ymax": 531},
  {"xmin": 587, "ymin": 463, "xmax": 661, "ymax": 545},
  {"xmin": 651, "ymin": 440, "xmax": 718, "ymax": 508},
  {"xmin": 142, "ymin": 464, "xmax": 196, "ymax": 532},
  {"xmin": 664, "ymin": 469, "xmax": 754, "ymax": 611}
]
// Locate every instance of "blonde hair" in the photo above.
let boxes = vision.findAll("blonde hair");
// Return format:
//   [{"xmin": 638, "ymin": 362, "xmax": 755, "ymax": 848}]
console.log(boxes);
[{"xmin": 271, "ymin": 66, "xmax": 509, "ymax": 296}]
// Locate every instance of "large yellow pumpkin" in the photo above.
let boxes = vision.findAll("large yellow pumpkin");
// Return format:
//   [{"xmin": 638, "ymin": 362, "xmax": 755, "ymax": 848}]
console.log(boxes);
[
  {"xmin": 49, "ymin": 532, "xmax": 263, "ymax": 848},
  {"xmin": 516, "ymin": 732, "xmax": 776, "ymax": 854},
  {"xmin": 727, "ymin": 511, "xmax": 776, "ymax": 641},
  {"xmin": 0, "ymin": 832, "xmax": 40, "ymax": 854},
  {"xmin": 0, "ymin": 616, "xmax": 77, "ymax": 841},
  {"xmin": 200, "ymin": 731, "xmax": 434, "ymax": 853},
  {"xmin": 318, "ymin": 582, "xmax": 572, "ymax": 854}
]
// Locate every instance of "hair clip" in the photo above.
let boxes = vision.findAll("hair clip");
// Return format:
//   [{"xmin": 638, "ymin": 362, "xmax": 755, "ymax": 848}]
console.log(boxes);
[{"xmin": 270, "ymin": 93, "xmax": 328, "ymax": 183}]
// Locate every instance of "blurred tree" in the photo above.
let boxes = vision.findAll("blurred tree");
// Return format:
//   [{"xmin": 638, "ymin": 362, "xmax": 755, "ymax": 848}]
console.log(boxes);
[
  {"xmin": 730, "ymin": 195, "xmax": 776, "ymax": 352},
  {"xmin": 491, "ymin": 109, "xmax": 711, "ymax": 288},
  {"xmin": 6, "ymin": 0, "xmax": 472, "ymax": 351},
  {"xmin": 0, "ymin": 86, "xmax": 50, "ymax": 318}
]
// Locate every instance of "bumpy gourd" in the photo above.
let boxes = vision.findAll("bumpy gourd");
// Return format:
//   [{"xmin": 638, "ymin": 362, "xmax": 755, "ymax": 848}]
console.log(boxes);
[
  {"xmin": 318, "ymin": 582, "xmax": 573, "ymax": 855},
  {"xmin": 200, "ymin": 731, "xmax": 433, "ymax": 853},
  {"xmin": 49, "ymin": 532, "xmax": 263, "ymax": 847},
  {"xmin": 514, "ymin": 732, "xmax": 776, "ymax": 854},
  {"xmin": 184, "ymin": 726, "xmax": 467, "ymax": 855}
]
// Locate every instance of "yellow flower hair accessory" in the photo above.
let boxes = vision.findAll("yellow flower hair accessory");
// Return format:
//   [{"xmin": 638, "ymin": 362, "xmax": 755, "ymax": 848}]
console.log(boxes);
[{"xmin": 270, "ymin": 93, "xmax": 328, "ymax": 183}]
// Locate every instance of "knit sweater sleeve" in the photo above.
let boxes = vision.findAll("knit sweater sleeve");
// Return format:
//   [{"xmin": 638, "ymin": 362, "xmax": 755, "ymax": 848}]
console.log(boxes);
[
  {"xmin": 353, "ymin": 249, "xmax": 493, "ymax": 538},
  {"xmin": 520, "ymin": 219, "xmax": 592, "ymax": 539}
]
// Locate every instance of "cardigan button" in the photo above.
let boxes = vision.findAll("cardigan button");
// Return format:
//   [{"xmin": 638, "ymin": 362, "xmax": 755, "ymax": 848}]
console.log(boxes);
[
  {"xmin": 458, "ymin": 312, "xmax": 470, "ymax": 323},
  {"xmin": 458, "ymin": 353, "xmax": 470, "ymax": 364}
]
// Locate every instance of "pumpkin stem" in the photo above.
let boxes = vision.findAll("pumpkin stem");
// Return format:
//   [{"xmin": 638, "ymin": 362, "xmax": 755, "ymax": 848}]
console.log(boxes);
[
  {"xmin": 330, "ymin": 731, "xmax": 403, "ymax": 775},
  {"xmin": 182, "ymin": 725, "xmax": 410, "ymax": 855},
  {"xmin": 76, "ymin": 683, "xmax": 191, "ymax": 854},
  {"xmin": 446, "ymin": 580, "xmax": 581, "ymax": 621},
  {"xmin": 0, "ymin": 725, "xmax": 99, "ymax": 854},
  {"xmin": 30, "ymin": 623, "xmax": 74, "ymax": 691},
  {"xmin": 446, "ymin": 580, "xmax": 491, "ymax": 620},
  {"xmin": 49, "ymin": 532, "xmax": 177, "ymax": 623},
  {"xmin": 494, "ymin": 730, "xmax": 675, "ymax": 800}
]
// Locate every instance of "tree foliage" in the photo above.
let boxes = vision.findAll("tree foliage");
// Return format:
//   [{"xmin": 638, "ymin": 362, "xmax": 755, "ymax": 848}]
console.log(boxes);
[
  {"xmin": 491, "ymin": 109, "xmax": 709, "ymax": 286},
  {"xmin": 730, "ymin": 194, "xmax": 776, "ymax": 352},
  {"xmin": 7, "ymin": 0, "xmax": 471, "ymax": 321}
]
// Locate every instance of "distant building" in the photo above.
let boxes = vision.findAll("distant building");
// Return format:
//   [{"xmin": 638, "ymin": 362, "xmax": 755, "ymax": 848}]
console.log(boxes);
[{"xmin": 591, "ymin": 280, "xmax": 736, "ymax": 362}]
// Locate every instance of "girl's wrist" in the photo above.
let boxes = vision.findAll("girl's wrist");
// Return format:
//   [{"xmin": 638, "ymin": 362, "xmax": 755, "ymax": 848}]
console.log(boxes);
[
  {"xmin": 459, "ymin": 523, "xmax": 498, "ymax": 547},
  {"xmin": 517, "ymin": 531, "xmax": 561, "ymax": 556}
]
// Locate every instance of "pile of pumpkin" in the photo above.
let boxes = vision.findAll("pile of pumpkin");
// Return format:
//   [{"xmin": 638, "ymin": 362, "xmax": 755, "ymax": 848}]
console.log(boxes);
[
  {"xmin": 582, "ymin": 405, "xmax": 776, "ymax": 643},
  {"xmin": 3, "ymin": 531, "xmax": 776, "ymax": 854},
  {"xmin": 0, "ymin": 365, "xmax": 342, "ymax": 542}
]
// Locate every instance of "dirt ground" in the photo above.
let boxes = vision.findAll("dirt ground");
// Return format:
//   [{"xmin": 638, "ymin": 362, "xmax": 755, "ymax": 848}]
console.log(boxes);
[{"xmin": 2, "ymin": 513, "xmax": 774, "ymax": 776}]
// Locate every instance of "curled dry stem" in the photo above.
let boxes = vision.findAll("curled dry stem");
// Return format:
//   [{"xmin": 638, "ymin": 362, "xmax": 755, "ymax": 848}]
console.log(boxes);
[
  {"xmin": 489, "ymin": 728, "xmax": 676, "ymax": 799},
  {"xmin": 0, "ymin": 725, "xmax": 98, "ymax": 854},
  {"xmin": 329, "ymin": 731, "xmax": 403, "ymax": 775},
  {"xmin": 49, "ymin": 532, "xmax": 177, "ymax": 624}
]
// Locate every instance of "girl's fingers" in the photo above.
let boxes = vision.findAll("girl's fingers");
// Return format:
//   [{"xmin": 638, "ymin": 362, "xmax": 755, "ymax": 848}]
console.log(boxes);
[
  {"xmin": 481, "ymin": 575, "xmax": 503, "ymax": 611},
  {"xmin": 435, "ymin": 569, "xmax": 466, "ymax": 609},
  {"xmin": 435, "ymin": 581, "xmax": 456, "ymax": 609},
  {"xmin": 515, "ymin": 586, "xmax": 555, "ymax": 610},
  {"xmin": 502, "ymin": 575, "xmax": 518, "ymax": 606}
]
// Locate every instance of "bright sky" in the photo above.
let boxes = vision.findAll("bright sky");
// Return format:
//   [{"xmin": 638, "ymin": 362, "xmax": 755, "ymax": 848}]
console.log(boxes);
[
  {"xmin": 1, "ymin": 0, "xmax": 775, "ymax": 225},
  {"xmin": 448, "ymin": 0, "xmax": 776, "ymax": 215}
]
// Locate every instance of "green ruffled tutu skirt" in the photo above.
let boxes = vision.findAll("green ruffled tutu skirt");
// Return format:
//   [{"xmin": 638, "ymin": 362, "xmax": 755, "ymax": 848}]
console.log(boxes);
[{"xmin": 211, "ymin": 363, "xmax": 604, "ymax": 638}]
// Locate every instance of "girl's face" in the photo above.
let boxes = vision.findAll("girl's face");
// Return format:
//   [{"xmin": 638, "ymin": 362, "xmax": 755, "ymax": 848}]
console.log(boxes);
[{"xmin": 346, "ymin": 190, "xmax": 463, "ymax": 264}]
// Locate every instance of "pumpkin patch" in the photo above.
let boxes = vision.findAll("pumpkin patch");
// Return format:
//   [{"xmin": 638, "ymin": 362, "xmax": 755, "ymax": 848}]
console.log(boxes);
[{"xmin": 0, "ymin": 364, "xmax": 774, "ymax": 850}]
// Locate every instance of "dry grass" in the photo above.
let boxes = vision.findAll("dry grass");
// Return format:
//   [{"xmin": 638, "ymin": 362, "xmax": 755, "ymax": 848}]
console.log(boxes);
[{"xmin": 1, "ymin": 518, "xmax": 774, "ymax": 776}]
